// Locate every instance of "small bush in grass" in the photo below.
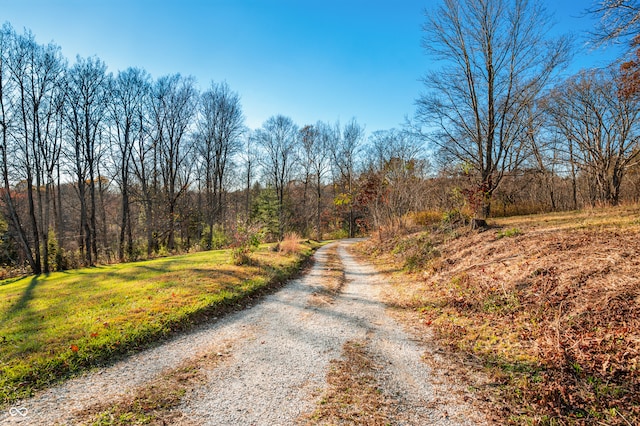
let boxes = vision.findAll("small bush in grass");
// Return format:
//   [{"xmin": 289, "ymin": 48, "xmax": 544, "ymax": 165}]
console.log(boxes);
[
  {"xmin": 201, "ymin": 224, "xmax": 229, "ymax": 250},
  {"xmin": 497, "ymin": 228, "xmax": 522, "ymax": 239},
  {"xmin": 278, "ymin": 232, "xmax": 303, "ymax": 255},
  {"xmin": 326, "ymin": 228, "xmax": 349, "ymax": 240},
  {"xmin": 441, "ymin": 209, "xmax": 470, "ymax": 228},
  {"xmin": 231, "ymin": 222, "xmax": 262, "ymax": 265},
  {"xmin": 409, "ymin": 210, "xmax": 444, "ymax": 227}
]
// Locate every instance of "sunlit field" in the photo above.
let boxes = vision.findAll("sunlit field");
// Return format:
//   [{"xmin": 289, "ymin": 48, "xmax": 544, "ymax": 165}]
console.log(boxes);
[{"xmin": 0, "ymin": 242, "xmax": 318, "ymax": 405}]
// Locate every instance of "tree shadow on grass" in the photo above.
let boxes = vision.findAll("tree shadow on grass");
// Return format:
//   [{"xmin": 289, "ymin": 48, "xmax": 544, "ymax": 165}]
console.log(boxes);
[{"xmin": 2, "ymin": 275, "xmax": 41, "ymax": 321}]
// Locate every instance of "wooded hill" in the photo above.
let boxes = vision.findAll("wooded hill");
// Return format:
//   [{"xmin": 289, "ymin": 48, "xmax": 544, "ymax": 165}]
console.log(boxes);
[{"xmin": 3, "ymin": 0, "xmax": 640, "ymax": 278}]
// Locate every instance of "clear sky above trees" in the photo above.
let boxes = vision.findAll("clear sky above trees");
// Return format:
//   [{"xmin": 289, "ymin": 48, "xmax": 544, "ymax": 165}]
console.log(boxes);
[{"xmin": 0, "ymin": 0, "xmax": 624, "ymax": 132}]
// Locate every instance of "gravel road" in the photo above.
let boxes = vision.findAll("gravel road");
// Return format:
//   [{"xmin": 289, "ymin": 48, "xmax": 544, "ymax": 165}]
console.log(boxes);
[{"xmin": 1, "ymin": 240, "xmax": 486, "ymax": 425}]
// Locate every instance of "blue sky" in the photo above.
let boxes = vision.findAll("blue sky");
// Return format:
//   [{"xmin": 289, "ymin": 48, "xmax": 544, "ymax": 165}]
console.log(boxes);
[{"xmin": 0, "ymin": 0, "xmax": 624, "ymax": 132}]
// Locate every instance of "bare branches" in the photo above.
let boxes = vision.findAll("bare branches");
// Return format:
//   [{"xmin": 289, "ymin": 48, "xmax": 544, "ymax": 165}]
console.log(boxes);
[
  {"xmin": 255, "ymin": 115, "xmax": 298, "ymax": 241},
  {"xmin": 109, "ymin": 67, "xmax": 151, "ymax": 260},
  {"xmin": 195, "ymin": 81, "xmax": 245, "ymax": 248},
  {"xmin": 417, "ymin": 0, "xmax": 572, "ymax": 220},
  {"xmin": 589, "ymin": 0, "xmax": 640, "ymax": 44},
  {"xmin": 545, "ymin": 67, "xmax": 640, "ymax": 205},
  {"xmin": 149, "ymin": 74, "xmax": 197, "ymax": 250}
]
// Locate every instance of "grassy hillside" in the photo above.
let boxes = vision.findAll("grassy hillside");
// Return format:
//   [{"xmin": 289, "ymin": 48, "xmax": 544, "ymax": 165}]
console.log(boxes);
[
  {"xmin": 358, "ymin": 206, "xmax": 640, "ymax": 425},
  {"xmin": 0, "ymin": 241, "xmax": 319, "ymax": 406}
]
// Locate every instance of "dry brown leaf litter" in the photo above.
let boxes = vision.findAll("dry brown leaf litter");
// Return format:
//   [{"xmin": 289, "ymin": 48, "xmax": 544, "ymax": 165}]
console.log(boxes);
[{"xmin": 359, "ymin": 210, "xmax": 640, "ymax": 425}]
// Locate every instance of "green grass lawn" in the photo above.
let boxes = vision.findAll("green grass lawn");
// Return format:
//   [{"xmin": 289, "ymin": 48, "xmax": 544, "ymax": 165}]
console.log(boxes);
[{"xmin": 0, "ymin": 242, "xmax": 318, "ymax": 406}]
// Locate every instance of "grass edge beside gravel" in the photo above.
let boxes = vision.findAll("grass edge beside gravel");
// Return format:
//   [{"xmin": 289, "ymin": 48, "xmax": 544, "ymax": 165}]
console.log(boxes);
[{"xmin": 0, "ymin": 241, "xmax": 323, "ymax": 408}]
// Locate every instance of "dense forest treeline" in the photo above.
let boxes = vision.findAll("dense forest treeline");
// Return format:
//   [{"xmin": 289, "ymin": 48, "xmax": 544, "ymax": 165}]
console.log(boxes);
[{"xmin": 2, "ymin": 0, "xmax": 640, "ymax": 274}]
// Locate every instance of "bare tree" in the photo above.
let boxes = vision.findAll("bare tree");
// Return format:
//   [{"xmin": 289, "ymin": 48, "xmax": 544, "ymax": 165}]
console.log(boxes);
[
  {"xmin": 590, "ymin": 0, "xmax": 640, "ymax": 44},
  {"xmin": 305, "ymin": 121, "xmax": 333, "ymax": 240},
  {"xmin": 109, "ymin": 67, "xmax": 150, "ymax": 260},
  {"xmin": 517, "ymin": 99, "xmax": 567, "ymax": 212},
  {"xmin": 7, "ymin": 30, "xmax": 42, "ymax": 272},
  {"xmin": 33, "ymin": 45, "xmax": 65, "ymax": 272},
  {"xmin": 255, "ymin": 115, "xmax": 298, "ymax": 241},
  {"xmin": 331, "ymin": 118, "xmax": 364, "ymax": 237},
  {"xmin": 364, "ymin": 128, "xmax": 427, "ymax": 230},
  {"xmin": 416, "ymin": 0, "xmax": 571, "ymax": 227},
  {"xmin": 5, "ymin": 28, "xmax": 66, "ymax": 273},
  {"xmin": 149, "ymin": 74, "xmax": 197, "ymax": 251},
  {"xmin": 296, "ymin": 125, "xmax": 316, "ymax": 235},
  {"xmin": 65, "ymin": 56, "xmax": 110, "ymax": 265},
  {"xmin": 195, "ymin": 81, "xmax": 244, "ymax": 248},
  {"xmin": 241, "ymin": 131, "xmax": 256, "ymax": 221},
  {"xmin": 0, "ymin": 24, "xmax": 39, "ymax": 272},
  {"xmin": 130, "ymin": 95, "xmax": 157, "ymax": 256},
  {"xmin": 546, "ymin": 67, "xmax": 640, "ymax": 205}
]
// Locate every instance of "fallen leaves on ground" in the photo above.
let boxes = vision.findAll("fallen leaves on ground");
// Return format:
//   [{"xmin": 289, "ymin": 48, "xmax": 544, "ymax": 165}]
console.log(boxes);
[{"xmin": 359, "ymin": 208, "xmax": 640, "ymax": 425}]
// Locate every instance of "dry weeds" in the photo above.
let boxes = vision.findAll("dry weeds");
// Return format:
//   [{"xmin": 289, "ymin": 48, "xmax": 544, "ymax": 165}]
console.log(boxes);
[
  {"xmin": 300, "ymin": 339, "xmax": 395, "ymax": 425},
  {"xmin": 307, "ymin": 245, "xmax": 346, "ymax": 307},
  {"xmin": 279, "ymin": 232, "xmax": 306, "ymax": 255},
  {"xmin": 76, "ymin": 344, "xmax": 233, "ymax": 425},
  {"xmin": 359, "ymin": 206, "xmax": 640, "ymax": 425}
]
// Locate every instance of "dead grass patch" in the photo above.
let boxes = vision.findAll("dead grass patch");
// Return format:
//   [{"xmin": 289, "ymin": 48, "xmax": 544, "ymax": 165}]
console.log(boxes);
[
  {"xmin": 77, "ymin": 344, "xmax": 232, "ymax": 425},
  {"xmin": 307, "ymin": 246, "xmax": 346, "ymax": 307},
  {"xmin": 278, "ymin": 232, "xmax": 305, "ymax": 255},
  {"xmin": 300, "ymin": 339, "xmax": 394, "ymax": 425},
  {"xmin": 358, "ymin": 206, "xmax": 640, "ymax": 425}
]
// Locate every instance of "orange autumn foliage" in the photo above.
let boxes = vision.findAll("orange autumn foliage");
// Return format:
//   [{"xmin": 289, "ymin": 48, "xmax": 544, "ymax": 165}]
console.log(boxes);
[{"xmin": 619, "ymin": 35, "xmax": 640, "ymax": 98}]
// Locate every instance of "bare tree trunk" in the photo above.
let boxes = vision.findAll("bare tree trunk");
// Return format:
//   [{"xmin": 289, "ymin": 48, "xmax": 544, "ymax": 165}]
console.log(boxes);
[
  {"xmin": 146, "ymin": 197, "xmax": 154, "ymax": 256},
  {"xmin": 316, "ymin": 173, "xmax": 322, "ymax": 241},
  {"xmin": 546, "ymin": 173, "xmax": 557, "ymax": 211},
  {"xmin": 216, "ymin": 179, "xmax": 224, "ymax": 228},
  {"xmin": 97, "ymin": 167, "xmax": 109, "ymax": 262},
  {"xmin": 43, "ymin": 181, "xmax": 53, "ymax": 272},
  {"xmin": 168, "ymin": 198, "xmax": 176, "ymax": 251},
  {"xmin": 80, "ymin": 177, "xmax": 90, "ymax": 265},
  {"xmin": 56, "ymin": 160, "xmax": 63, "ymax": 246},
  {"xmin": 348, "ymin": 174, "xmax": 354, "ymax": 238},
  {"xmin": 206, "ymin": 167, "xmax": 214, "ymax": 249},
  {"xmin": 33, "ymin": 140, "xmax": 49, "ymax": 273},
  {"xmin": 0, "ymin": 124, "xmax": 37, "ymax": 271},
  {"xmin": 117, "ymin": 138, "xmax": 130, "ymax": 261},
  {"xmin": 278, "ymin": 182, "xmax": 285, "ymax": 241},
  {"xmin": 88, "ymin": 160, "xmax": 98, "ymax": 262},
  {"xmin": 73, "ymin": 132, "xmax": 90, "ymax": 265},
  {"xmin": 569, "ymin": 139, "xmax": 578, "ymax": 210},
  {"xmin": 119, "ymin": 188, "xmax": 128, "ymax": 261},
  {"xmin": 24, "ymin": 150, "xmax": 42, "ymax": 273},
  {"xmin": 126, "ymin": 206, "xmax": 133, "ymax": 259},
  {"xmin": 245, "ymin": 158, "xmax": 251, "ymax": 219}
]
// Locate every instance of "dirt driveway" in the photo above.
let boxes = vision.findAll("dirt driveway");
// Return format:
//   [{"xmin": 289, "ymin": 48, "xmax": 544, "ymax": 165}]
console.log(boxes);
[{"xmin": 2, "ymin": 240, "xmax": 486, "ymax": 425}]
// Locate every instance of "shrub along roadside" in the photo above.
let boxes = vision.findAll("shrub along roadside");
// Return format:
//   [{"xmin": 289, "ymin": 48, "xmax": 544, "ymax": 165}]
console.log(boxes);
[{"xmin": 0, "ymin": 241, "xmax": 321, "ymax": 407}]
